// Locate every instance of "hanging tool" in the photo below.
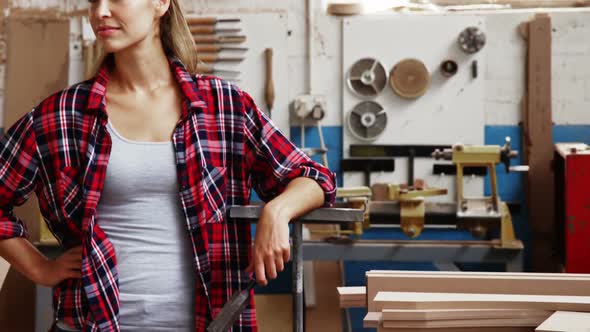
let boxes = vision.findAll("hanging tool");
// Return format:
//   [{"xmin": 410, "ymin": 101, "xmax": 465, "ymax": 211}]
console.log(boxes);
[
  {"xmin": 196, "ymin": 64, "xmax": 240, "ymax": 76},
  {"xmin": 190, "ymin": 26, "xmax": 241, "ymax": 34},
  {"xmin": 193, "ymin": 35, "xmax": 246, "ymax": 44},
  {"xmin": 264, "ymin": 48, "xmax": 275, "ymax": 117},
  {"xmin": 198, "ymin": 54, "xmax": 244, "ymax": 63},
  {"xmin": 196, "ymin": 44, "xmax": 248, "ymax": 53},
  {"xmin": 186, "ymin": 17, "xmax": 241, "ymax": 25},
  {"xmin": 206, "ymin": 279, "xmax": 257, "ymax": 332}
]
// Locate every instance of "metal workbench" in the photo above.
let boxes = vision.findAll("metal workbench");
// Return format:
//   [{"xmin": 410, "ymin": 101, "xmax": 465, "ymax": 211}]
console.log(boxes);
[{"xmin": 230, "ymin": 205, "xmax": 524, "ymax": 332}]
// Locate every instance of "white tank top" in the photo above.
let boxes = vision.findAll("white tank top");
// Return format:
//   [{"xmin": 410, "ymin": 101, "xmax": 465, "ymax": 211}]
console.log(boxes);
[{"xmin": 93, "ymin": 120, "xmax": 196, "ymax": 331}]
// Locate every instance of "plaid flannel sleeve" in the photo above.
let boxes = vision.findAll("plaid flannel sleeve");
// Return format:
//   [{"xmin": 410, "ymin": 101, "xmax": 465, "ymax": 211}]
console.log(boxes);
[
  {"xmin": 0, "ymin": 110, "xmax": 40, "ymax": 240},
  {"xmin": 241, "ymin": 90, "xmax": 336, "ymax": 207}
]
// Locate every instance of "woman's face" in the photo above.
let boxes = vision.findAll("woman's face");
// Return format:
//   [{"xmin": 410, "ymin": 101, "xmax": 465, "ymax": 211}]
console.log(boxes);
[{"xmin": 88, "ymin": 0, "xmax": 168, "ymax": 53}]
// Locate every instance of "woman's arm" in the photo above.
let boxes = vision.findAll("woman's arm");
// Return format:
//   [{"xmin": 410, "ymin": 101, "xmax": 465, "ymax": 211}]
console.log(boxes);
[
  {"xmin": 0, "ymin": 110, "xmax": 81, "ymax": 287},
  {"xmin": 239, "ymin": 89, "xmax": 336, "ymax": 285},
  {"xmin": 0, "ymin": 238, "xmax": 81, "ymax": 287},
  {"xmin": 247, "ymin": 177, "xmax": 324, "ymax": 286}
]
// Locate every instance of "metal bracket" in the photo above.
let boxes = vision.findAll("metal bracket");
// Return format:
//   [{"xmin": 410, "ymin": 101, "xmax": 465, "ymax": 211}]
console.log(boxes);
[{"xmin": 387, "ymin": 184, "xmax": 447, "ymax": 238}]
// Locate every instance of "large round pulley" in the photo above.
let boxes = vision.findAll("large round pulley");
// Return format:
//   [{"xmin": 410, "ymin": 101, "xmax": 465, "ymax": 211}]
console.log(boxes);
[
  {"xmin": 346, "ymin": 58, "xmax": 387, "ymax": 98},
  {"xmin": 389, "ymin": 58, "xmax": 430, "ymax": 99},
  {"xmin": 347, "ymin": 101, "xmax": 387, "ymax": 141}
]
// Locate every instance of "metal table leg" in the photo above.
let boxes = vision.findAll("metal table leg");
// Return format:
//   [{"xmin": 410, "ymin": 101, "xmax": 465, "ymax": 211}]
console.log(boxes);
[
  {"xmin": 292, "ymin": 222, "xmax": 303, "ymax": 332},
  {"xmin": 506, "ymin": 249, "xmax": 525, "ymax": 272}
]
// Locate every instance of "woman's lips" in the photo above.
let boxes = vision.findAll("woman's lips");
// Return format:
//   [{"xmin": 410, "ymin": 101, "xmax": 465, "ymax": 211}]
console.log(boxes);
[{"xmin": 97, "ymin": 27, "xmax": 120, "ymax": 37}]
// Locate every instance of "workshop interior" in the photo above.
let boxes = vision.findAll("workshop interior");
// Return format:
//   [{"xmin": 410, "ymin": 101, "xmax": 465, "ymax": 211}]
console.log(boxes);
[{"xmin": 1, "ymin": 0, "xmax": 590, "ymax": 331}]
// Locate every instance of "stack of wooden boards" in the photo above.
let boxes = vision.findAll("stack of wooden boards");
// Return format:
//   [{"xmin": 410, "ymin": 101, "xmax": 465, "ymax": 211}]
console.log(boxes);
[{"xmin": 337, "ymin": 270, "xmax": 590, "ymax": 331}]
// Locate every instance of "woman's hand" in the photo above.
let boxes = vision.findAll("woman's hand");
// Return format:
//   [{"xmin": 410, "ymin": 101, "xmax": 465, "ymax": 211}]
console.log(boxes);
[
  {"xmin": 33, "ymin": 246, "xmax": 83, "ymax": 287},
  {"xmin": 246, "ymin": 204, "xmax": 291, "ymax": 286}
]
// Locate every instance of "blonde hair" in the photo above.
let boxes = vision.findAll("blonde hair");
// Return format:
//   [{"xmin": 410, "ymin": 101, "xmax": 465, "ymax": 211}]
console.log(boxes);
[{"xmin": 89, "ymin": 0, "xmax": 197, "ymax": 78}]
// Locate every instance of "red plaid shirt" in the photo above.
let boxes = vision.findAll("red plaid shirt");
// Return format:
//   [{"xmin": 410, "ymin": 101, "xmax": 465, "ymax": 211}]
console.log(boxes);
[{"xmin": 0, "ymin": 57, "xmax": 336, "ymax": 332}]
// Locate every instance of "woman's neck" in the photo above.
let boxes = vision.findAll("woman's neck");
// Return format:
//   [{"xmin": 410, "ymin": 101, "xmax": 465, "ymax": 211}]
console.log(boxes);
[{"xmin": 109, "ymin": 44, "xmax": 174, "ymax": 94}]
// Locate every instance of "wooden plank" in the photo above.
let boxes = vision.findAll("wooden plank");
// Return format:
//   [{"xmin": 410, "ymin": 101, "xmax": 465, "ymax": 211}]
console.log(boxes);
[
  {"xmin": 430, "ymin": 0, "xmax": 590, "ymax": 7},
  {"xmin": 378, "ymin": 326, "xmax": 536, "ymax": 332},
  {"xmin": 521, "ymin": 13, "xmax": 556, "ymax": 273},
  {"xmin": 382, "ymin": 308, "xmax": 553, "ymax": 321},
  {"xmin": 363, "ymin": 312, "xmax": 543, "ymax": 330},
  {"xmin": 382, "ymin": 315, "xmax": 549, "ymax": 328},
  {"xmin": 368, "ymin": 272, "xmax": 590, "ymax": 279},
  {"xmin": 367, "ymin": 270, "xmax": 590, "ymax": 278},
  {"xmin": 366, "ymin": 273, "xmax": 590, "ymax": 312},
  {"xmin": 364, "ymin": 312, "xmax": 382, "ymax": 328},
  {"xmin": 374, "ymin": 292, "xmax": 590, "ymax": 312},
  {"xmin": 337, "ymin": 286, "xmax": 366, "ymax": 308},
  {"xmin": 535, "ymin": 311, "xmax": 590, "ymax": 332},
  {"xmin": 337, "ymin": 286, "xmax": 366, "ymax": 296}
]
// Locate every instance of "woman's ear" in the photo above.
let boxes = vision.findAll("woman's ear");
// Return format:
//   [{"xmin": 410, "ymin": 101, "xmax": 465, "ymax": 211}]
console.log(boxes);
[{"xmin": 153, "ymin": 0, "xmax": 171, "ymax": 18}]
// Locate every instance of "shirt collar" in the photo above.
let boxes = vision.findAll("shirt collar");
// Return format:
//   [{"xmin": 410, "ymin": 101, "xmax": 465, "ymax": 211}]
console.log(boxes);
[{"xmin": 86, "ymin": 55, "xmax": 208, "ymax": 117}]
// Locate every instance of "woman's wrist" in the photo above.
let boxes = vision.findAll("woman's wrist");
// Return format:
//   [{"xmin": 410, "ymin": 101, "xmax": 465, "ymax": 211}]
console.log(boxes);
[
  {"xmin": 29, "ymin": 256, "xmax": 52, "ymax": 285},
  {"xmin": 262, "ymin": 200, "xmax": 293, "ymax": 225},
  {"xmin": 0, "ymin": 237, "xmax": 52, "ymax": 285}
]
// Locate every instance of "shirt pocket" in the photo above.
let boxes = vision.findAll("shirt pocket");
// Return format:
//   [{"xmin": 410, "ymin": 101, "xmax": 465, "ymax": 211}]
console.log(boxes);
[
  {"xmin": 200, "ymin": 166, "xmax": 228, "ymax": 224},
  {"xmin": 58, "ymin": 166, "xmax": 85, "ymax": 223}
]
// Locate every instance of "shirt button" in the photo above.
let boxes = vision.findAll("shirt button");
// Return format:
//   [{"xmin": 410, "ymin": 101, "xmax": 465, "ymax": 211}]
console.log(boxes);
[{"xmin": 180, "ymin": 185, "xmax": 188, "ymax": 191}]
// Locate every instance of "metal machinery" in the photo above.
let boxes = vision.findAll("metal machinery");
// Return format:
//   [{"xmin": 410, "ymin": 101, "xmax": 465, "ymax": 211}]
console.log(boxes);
[
  {"xmin": 431, "ymin": 137, "xmax": 521, "ymax": 249},
  {"xmin": 323, "ymin": 138, "xmax": 525, "ymax": 271},
  {"xmin": 339, "ymin": 138, "xmax": 522, "ymax": 247}
]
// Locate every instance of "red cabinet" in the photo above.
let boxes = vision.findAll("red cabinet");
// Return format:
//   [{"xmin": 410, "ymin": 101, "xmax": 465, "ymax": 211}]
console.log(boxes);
[{"xmin": 555, "ymin": 143, "xmax": 590, "ymax": 273}]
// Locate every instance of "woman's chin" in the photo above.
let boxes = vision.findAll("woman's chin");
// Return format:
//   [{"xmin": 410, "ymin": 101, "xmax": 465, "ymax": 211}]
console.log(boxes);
[
  {"xmin": 97, "ymin": 40, "xmax": 127, "ymax": 54},
  {"xmin": 100, "ymin": 44, "xmax": 118, "ymax": 54}
]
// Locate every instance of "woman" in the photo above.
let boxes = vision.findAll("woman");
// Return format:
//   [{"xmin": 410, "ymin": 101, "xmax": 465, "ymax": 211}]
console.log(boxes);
[{"xmin": 0, "ymin": 0, "xmax": 336, "ymax": 331}]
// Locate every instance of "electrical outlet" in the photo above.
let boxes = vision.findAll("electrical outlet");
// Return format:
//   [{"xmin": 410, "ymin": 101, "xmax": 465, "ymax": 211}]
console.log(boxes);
[{"xmin": 292, "ymin": 94, "xmax": 327, "ymax": 121}]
